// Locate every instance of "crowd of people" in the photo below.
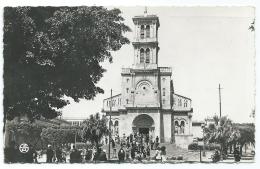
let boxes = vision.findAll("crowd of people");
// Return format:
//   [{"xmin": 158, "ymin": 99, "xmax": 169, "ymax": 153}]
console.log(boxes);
[
  {"xmin": 42, "ymin": 132, "xmax": 165, "ymax": 163},
  {"xmin": 104, "ymin": 132, "xmax": 166, "ymax": 162}
]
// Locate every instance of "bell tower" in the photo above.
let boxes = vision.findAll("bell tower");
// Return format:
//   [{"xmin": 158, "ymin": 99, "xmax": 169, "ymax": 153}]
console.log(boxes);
[{"xmin": 132, "ymin": 11, "xmax": 160, "ymax": 70}]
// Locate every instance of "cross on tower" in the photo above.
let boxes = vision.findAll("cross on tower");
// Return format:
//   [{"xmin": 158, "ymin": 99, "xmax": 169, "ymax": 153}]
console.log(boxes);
[{"xmin": 144, "ymin": 6, "xmax": 147, "ymax": 14}]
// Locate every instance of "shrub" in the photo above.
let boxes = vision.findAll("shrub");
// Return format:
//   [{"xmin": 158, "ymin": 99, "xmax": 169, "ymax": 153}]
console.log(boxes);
[
  {"xmin": 188, "ymin": 142, "xmax": 221, "ymax": 151},
  {"xmin": 188, "ymin": 143, "xmax": 199, "ymax": 150},
  {"xmin": 170, "ymin": 156, "xmax": 177, "ymax": 160},
  {"xmin": 177, "ymin": 156, "xmax": 183, "ymax": 160}
]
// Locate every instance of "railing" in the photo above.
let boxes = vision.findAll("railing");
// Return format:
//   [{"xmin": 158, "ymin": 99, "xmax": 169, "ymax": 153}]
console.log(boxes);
[
  {"xmin": 133, "ymin": 37, "xmax": 158, "ymax": 43},
  {"xmin": 159, "ymin": 67, "xmax": 172, "ymax": 73},
  {"xmin": 121, "ymin": 68, "xmax": 131, "ymax": 74}
]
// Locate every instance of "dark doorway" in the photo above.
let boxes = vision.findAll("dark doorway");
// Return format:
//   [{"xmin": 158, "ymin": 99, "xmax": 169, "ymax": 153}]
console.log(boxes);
[{"xmin": 139, "ymin": 128, "xmax": 149, "ymax": 135}]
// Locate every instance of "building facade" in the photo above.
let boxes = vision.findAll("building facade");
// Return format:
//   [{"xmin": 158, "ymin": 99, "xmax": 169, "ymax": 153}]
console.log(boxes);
[
  {"xmin": 102, "ymin": 13, "xmax": 193, "ymax": 148},
  {"xmin": 63, "ymin": 117, "xmax": 84, "ymax": 126}
]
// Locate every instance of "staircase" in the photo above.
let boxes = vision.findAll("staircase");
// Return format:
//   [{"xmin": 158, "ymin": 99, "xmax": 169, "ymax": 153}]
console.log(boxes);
[
  {"xmin": 151, "ymin": 143, "xmax": 193, "ymax": 160},
  {"xmin": 102, "ymin": 142, "xmax": 202, "ymax": 161}
]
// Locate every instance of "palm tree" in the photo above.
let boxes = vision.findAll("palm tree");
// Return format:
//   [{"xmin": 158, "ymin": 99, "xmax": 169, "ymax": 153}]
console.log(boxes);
[
  {"xmin": 81, "ymin": 113, "xmax": 109, "ymax": 147},
  {"xmin": 205, "ymin": 116, "xmax": 233, "ymax": 158},
  {"xmin": 212, "ymin": 115, "xmax": 219, "ymax": 126}
]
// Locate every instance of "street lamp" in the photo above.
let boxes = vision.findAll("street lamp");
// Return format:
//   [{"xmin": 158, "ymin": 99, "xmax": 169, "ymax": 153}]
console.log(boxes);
[{"xmin": 201, "ymin": 123, "xmax": 206, "ymax": 157}]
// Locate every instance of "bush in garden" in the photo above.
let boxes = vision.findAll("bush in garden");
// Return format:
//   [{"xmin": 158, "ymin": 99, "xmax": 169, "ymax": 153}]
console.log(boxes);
[
  {"xmin": 177, "ymin": 155, "xmax": 183, "ymax": 160},
  {"xmin": 188, "ymin": 143, "xmax": 199, "ymax": 150}
]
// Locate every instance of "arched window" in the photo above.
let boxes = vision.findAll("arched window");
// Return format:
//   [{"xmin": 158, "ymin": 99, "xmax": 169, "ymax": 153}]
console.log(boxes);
[
  {"xmin": 146, "ymin": 25, "xmax": 150, "ymax": 38},
  {"xmin": 180, "ymin": 121, "xmax": 185, "ymax": 134},
  {"xmin": 140, "ymin": 25, "xmax": 145, "ymax": 39},
  {"xmin": 178, "ymin": 99, "xmax": 182, "ymax": 106},
  {"xmin": 140, "ymin": 48, "xmax": 144, "ymax": 63},
  {"xmin": 114, "ymin": 120, "xmax": 119, "ymax": 134},
  {"xmin": 184, "ymin": 100, "xmax": 188, "ymax": 107},
  {"xmin": 175, "ymin": 121, "xmax": 179, "ymax": 134},
  {"xmin": 145, "ymin": 48, "xmax": 150, "ymax": 63}
]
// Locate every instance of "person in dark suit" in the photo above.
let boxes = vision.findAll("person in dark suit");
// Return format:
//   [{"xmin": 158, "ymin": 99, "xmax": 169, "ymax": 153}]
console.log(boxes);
[
  {"xmin": 146, "ymin": 146, "xmax": 150, "ymax": 157},
  {"xmin": 70, "ymin": 145, "xmax": 81, "ymax": 163},
  {"xmin": 4, "ymin": 141, "xmax": 19, "ymax": 163},
  {"xmin": 46, "ymin": 144, "xmax": 54, "ymax": 163},
  {"xmin": 131, "ymin": 146, "xmax": 135, "ymax": 160},
  {"xmin": 55, "ymin": 146, "xmax": 62, "ymax": 163},
  {"xmin": 98, "ymin": 149, "xmax": 107, "ymax": 161},
  {"xmin": 118, "ymin": 147, "xmax": 125, "ymax": 163},
  {"xmin": 234, "ymin": 147, "xmax": 241, "ymax": 162},
  {"xmin": 111, "ymin": 139, "xmax": 116, "ymax": 158}
]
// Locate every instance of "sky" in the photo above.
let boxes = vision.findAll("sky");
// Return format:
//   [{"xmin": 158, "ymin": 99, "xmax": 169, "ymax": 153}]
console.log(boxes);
[{"xmin": 61, "ymin": 6, "xmax": 255, "ymax": 123}]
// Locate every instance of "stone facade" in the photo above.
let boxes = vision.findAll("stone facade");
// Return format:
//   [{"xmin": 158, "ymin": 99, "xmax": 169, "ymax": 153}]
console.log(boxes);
[{"xmin": 102, "ymin": 13, "xmax": 193, "ymax": 148}]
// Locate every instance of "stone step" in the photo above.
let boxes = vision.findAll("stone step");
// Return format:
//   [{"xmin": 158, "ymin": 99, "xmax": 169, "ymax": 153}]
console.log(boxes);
[{"xmin": 152, "ymin": 143, "xmax": 192, "ymax": 160}]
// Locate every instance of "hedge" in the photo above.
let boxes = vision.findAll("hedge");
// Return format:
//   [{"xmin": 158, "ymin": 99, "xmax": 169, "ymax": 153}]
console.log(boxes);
[{"xmin": 188, "ymin": 143, "xmax": 221, "ymax": 150}]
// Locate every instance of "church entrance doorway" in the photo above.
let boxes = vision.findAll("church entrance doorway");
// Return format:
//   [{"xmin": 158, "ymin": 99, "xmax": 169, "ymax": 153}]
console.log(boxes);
[
  {"xmin": 132, "ymin": 114, "xmax": 155, "ymax": 137},
  {"xmin": 139, "ymin": 128, "xmax": 149, "ymax": 135}
]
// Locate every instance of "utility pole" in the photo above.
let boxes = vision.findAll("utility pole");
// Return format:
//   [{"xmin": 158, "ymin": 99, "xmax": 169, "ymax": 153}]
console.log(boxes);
[
  {"xmin": 218, "ymin": 84, "xmax": 222, "ymax": 118},
  {"xmin": 108, "ymin": 89, "xmax": 112, "ymax": 160},
  {"xmin": 74, "ymin": 130, "xmax": 77, "ymax": 149},
  {"xmin": 218, "ymin": 84, "xmax": 223, "ymax": 160}
]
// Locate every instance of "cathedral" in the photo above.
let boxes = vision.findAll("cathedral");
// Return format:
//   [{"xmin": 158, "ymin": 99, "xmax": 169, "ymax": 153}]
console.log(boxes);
[{"xmin": 102, "ymin": 12, "xmax": 193, "ymax": 148}]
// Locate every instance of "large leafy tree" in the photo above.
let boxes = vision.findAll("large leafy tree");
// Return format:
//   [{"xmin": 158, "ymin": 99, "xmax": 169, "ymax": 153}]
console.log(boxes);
[
  {"xmin": 81, "ymin": 113, "xmax": 108, "ymax": 146},
  {"xmin": 233, "ymin": 123, "xmax": 255, "ymax": 155},
  {"xmin": 41, "ymin": 126, "xmax": 82, "ymax": 147},
  {"xmin": 4, "ymin": 7, "xmax": 130, "ymax": 122}
]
